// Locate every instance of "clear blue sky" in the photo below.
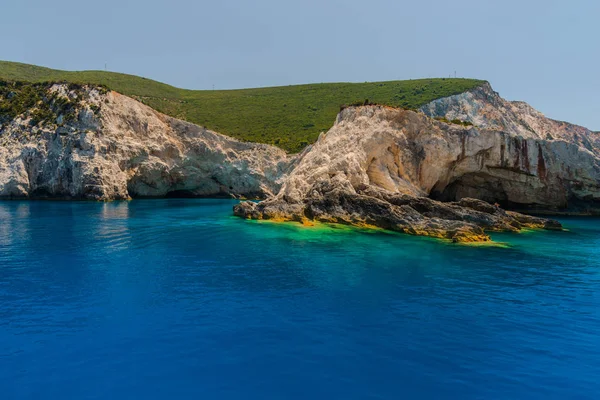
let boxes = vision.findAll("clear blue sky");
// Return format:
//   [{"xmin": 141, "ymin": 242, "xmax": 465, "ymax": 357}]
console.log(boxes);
[{"xmin": 1, "ymin": 0, "xmax": 598, "ymax": 129}]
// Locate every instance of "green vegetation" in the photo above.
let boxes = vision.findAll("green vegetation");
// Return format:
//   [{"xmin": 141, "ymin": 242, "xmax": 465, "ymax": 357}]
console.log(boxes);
[
  {"xmin": 0, "ymin": 80, "xmax": 94, "ymax": 129},
  {"xmin": 434, "ymin": 117, "xmax": 474, "ymax": 127},
  {"xmin": 0, "ymin": 61, "xmax": 485, "ymax": 152}
]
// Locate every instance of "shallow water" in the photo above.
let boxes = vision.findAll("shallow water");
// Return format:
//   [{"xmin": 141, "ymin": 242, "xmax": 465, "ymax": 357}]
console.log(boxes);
[{"xmin": 0, "ymin": 199, "xmax": 599, "ymax": 399}]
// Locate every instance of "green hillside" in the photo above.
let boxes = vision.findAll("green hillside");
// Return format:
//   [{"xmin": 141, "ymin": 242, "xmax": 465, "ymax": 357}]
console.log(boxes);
[{"xmin": 0, "ymin": 61, "xmax": 485, "ymax": 153}]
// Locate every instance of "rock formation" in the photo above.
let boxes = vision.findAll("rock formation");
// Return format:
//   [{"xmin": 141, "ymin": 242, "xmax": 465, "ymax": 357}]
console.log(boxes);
[
  {"xmin": 234, "ymin": 105, "xmax": 571, "ymax": 241},
  {"xmin": 234, "ymin": 181, "xmax": 562, "ymax": 243},
  {"xmin": 420, "ymin": 83, "xmax": 600, "ymax": 210},
  {"xmin": 3, "ymin": 80, "xmax": 599, "ymax": 241},
  {"xmin": 0, "ymin": 84, "xmax": 292, "ymax": 200}
]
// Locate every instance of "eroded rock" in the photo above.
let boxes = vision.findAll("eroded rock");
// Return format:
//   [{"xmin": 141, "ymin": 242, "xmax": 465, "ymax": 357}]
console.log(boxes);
[
  {"xmin": 234, "ymin": 100, "xmax": 588, "ymax": 242},
  {"xmin": 0, "ymin": 85, "xmax": 293, "ymax": 200},
  {"xmin": 234, "ymin": 177, "xmax": 561, "ymax": 243}
]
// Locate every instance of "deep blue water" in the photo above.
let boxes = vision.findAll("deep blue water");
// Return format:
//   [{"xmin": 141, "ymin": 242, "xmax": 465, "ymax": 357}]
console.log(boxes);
[{"xmin": 0, "ymin": 199, "xmax": 599, "ymax": 399}]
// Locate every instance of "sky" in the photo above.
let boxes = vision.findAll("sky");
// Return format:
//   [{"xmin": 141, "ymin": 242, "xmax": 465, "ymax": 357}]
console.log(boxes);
[{"xmin": 1, "ymin": 0, "xmax": 598, "ymax": 129}]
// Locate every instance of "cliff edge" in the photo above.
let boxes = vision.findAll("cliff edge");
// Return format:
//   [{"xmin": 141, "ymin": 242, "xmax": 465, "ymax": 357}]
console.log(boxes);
[{"xmin": 419, "ymin": 82, "xmax": 600, "ymax": 210}]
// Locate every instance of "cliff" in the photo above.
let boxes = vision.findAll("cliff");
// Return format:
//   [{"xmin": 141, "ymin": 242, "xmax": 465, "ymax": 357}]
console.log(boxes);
[
  {"xmin": 0, "ymin": 83, "xmax": 292, "ymax": 200},
  {"xmin": 419, "ymin": 83, "xmax": 600, "ymax": 210},
  {"xmin": 234, "ymin": 105, "xmax": 568, "ymax": 242},
  {"xmin": 2, "ymin": 80, "xmax": 598, "ymax": 241},
  {"xmin": 0, "ymin": 62, "xmax": 485, "ymax": 153},
  {"xmin": 234, "ymin": 85, "xmax": 600, "ymax": 241}
]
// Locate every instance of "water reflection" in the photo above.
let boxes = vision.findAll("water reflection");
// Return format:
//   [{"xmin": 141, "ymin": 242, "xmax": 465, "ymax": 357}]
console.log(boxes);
[
  {"xmin": 100, "ymin": 201, "xmax": 131, "ymax": 220},
  {"xmin": 96, "ymin": 202, "xmax": 132, "ymax": 252},
  {"xmin": 0, "ymin": 202, "xmax": 34, "ymax": 254}
]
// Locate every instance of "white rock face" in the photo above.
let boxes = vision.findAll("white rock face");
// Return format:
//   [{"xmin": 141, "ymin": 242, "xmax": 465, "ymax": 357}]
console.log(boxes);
[
  {"xmin": 421, "ymin": 82, "xmax": 600, "ymax": 154},
  {"xmin": 0, "ymin": 86, "xmax": 293, "ymax": 200},
  {"xmin": 419, "ymin": 82, "xmax": 600, "ymax": 209},
  {"xmin": 274, "ymin": 103, "xmax": 600, "ymax": 211},
  {"xmin": 235, "ymin": 93, "xmax": 599, "ymax": 241}
]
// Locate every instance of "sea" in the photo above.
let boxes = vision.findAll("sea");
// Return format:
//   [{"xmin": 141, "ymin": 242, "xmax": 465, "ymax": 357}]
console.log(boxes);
[{"xmin": 0, "ymin": 199, "xmax": 598, "ymax": 399}]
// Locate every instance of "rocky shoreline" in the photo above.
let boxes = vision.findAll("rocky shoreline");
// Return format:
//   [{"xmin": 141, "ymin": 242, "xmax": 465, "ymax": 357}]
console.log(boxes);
[
  {"xmin": 233, "ymin": 178, "xmax": 562, "ymax": 243},
  {"xmin": 232, "ymin": 92, "xmax": 600, "ymax": 242},
  {"xmin": 1, "ymin": 81, "xmax": 598, "ymax": 242}
]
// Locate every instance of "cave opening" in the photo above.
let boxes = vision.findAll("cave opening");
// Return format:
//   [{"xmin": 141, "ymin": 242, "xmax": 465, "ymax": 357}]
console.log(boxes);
[
  {"xmin": 164, "ymin": 190, "xmax": 199, "ymax": 198},
  {"xmin": 429, "ymin": 173, "xmax": 510, "ymax": 208},
  {"xmin": 428, "ymin": 173, "xmax": 568, "ymax": 213},
  {"xmin": 30, "ymin": 187, "xmax": 54, "ymax": 198}
]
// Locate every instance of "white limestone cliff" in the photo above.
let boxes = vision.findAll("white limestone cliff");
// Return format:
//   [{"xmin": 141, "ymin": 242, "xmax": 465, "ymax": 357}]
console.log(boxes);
[{"xmin": 0, "ymin": 85, "xmax": 292, "ymax": 200}]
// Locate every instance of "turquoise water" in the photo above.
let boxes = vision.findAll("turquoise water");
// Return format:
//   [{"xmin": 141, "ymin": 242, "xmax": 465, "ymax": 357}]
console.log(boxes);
[{"xmin": 0, "ymin": 199, "xmax": 599, "ymax": 399}]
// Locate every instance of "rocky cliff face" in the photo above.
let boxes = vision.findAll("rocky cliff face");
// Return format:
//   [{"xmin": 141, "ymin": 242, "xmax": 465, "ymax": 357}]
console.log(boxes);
[
  {"xmin": 234, "ymin": 105, "xmax": 568, "ymax": 241},
  {"xmin": 420, "ymin": 83, "xmax": 600, "ymax": 209},
  {"xmin": 242, "ymin": 102, "xmax": 599, "ymax": 211},
  {"xmin": 421, "ymin": 82, "xmax": 600, "ymax": 153},
  {"xmin": 0, "ymin": 84, "xmax": 292, "ymax": 200},
  {"xmin": 2, "ymin": 81, "xmax": 598, "ymax": 241},
  {"xmin": 233, "ymin": 85, "xmax": 600, "ymax": 241}
]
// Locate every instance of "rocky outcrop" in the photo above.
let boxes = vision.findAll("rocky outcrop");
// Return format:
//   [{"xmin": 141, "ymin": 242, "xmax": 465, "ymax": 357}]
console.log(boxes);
[
  {"xmin": 421, "ymin": 82, "xmax": 600, "ymax": 154},
  {"xmin": 234, "ymin": 178, "xmax": 561, "ymax": 243},
  {"xmin": 251, "ymin": 103, "xmax": 599, "ymax": 210},
  {"xmin": 420, "ymin": 83, "xmax": 600, "ymax": 210},
  {"xmin": 0, "ymin": 84, "xmax": 293, "ymax": 200},
  {"xmin": 234, "ymin": 104, "xmax": 571, "ymax": 241}
]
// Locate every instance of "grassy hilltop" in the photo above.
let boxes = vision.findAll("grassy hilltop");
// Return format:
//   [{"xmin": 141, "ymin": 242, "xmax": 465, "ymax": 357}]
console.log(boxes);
[{"xmin": 0, "ymin": 61, "xmax": 485, "ymax": 152}]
